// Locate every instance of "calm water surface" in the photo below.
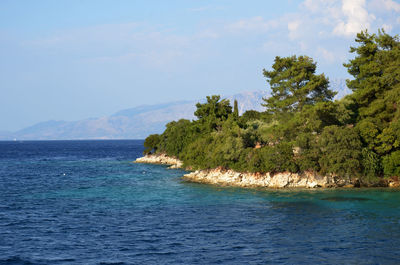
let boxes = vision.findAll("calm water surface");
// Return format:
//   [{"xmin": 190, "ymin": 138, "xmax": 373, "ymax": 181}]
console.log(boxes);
[{"xmin": 0, "ymin": 140, "xmax": 400, "ymax": 264}]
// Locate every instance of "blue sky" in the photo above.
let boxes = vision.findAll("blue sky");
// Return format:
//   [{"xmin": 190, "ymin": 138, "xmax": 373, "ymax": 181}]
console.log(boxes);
[{"xmin": 1, "ymin": 0, "xmax": 399, "ymax": 131}]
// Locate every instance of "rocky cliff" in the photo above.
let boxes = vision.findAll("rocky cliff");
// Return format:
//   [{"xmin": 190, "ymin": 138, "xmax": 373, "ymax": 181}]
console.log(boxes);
[
  {"xmin": 134, "ymin": 154, "xmax": 183, "ymax": 169},
  {"xmin": 183, "ymin": 168, "xmax": 358, "ymax": 188},
  {"xmin": 134, "ymin": 155, "xmax": 363, "ymax": 188}
]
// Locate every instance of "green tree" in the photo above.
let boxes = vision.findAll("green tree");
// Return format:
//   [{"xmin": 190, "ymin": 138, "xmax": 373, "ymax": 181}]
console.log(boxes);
[
  {"xmin": 361, "ymin": 148, "xmax": 381, "ymax": 181},
  {"xmin": 318, "ymin": 125, "xmax": 362, "ymax": 178},
  {"xmin": 262, "ymin": 55, "xmax": 336, "ymax": 116},
  {"xmin": 240, "ymin": 110, "xmax": 263, "ymax": 123},
  {"xmin": 382, "ymin": 151, "xmax": 400, "ymax": 177},
  {"xmin": 141, "ymin": 30, "xmax": 399, "ymax": 182},
  {"xmin": 233, "ymin": 99, "xmax": 239, "ymax": 120},
  {"xmin": 295, "ymin": 102, "xmax": 341, "ymax": 134},
  {"xmin": 194, "ymin": 95, "xmax": 232, "ymax": 131},
  {"xmin": 157, "ymin": 119, "xmax": 196, "ymax": 157},
  {"xmin": 143, "ymin": 134, "xmax": 161, "ymax": 155},
  {"xmin": 344, "ymin": 30, "xmax": 400, "ymax": 154},
  {"xmin": 295, "ymin": 132, "xmax": 320, "ymax": 172},
  {"xmin": 194, "ymin": 95, "xmax": 232, "ymax": 120},
  {"xmin": 259, "ymin": 143, "xmax": 299, "ymax": 173},
  {"xmin": 344, "ymin": 29, "xmax": 400, "ymax": 121}
]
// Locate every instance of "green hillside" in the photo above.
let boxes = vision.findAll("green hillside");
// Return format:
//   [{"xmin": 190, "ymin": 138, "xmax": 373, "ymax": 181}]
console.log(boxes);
[{"xmin": 144, "ymin": 30, "xmax": 400, "ymax": 185}]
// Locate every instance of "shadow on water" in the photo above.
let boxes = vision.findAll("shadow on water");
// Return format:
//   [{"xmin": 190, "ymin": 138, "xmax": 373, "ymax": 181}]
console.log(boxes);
[{"xmin": 321, "ymin": 196, "xmax": 371, "ymax": 202}]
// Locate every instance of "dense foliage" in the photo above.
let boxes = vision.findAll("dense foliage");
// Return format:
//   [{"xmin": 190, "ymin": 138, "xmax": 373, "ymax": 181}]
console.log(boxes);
[
  {"xmin": 144, "ymin": 30, "xmax": 400, "ymax": 184},
  {"xmin": 262, "ymin": 55, "xmax": 335, "ymax": 115}
]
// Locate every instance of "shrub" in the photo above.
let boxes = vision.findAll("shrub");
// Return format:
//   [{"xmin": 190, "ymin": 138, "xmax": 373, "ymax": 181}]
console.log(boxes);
[
  {"xmin": 382, "ymin": 151, "xmax": 400, "ymax": 177},
  {"xmin": 143, "ymin": 134, "xmax": 161, "ymax": 155},
  {"xmin": 318, "ymin": 126, "xmax": 362, "ymax": 178}
]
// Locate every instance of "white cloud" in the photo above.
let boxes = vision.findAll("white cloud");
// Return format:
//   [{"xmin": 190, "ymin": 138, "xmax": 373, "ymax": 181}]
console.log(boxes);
[
  {"xmin": 382, "ymin": 23, "xmax": 393, "ymax": 31},
  {"xmin": 22, "ymin": 0, "xmax": 400, "ymax": 76},
  {"xmin": 27, "ymin": 23, "xmax": 141, "ymax": 47},
  {"xmin": 302, "ymin": 0, "xmax": 342, "ymax": 20},
  {"xmin": 302, "ymin": 0, "xmax": 322, "ymax": 12},
  {"xmin": 288, "ymin": 20, "xmax": 302, "ymax": 40},
  {"xmin": 299, "ymin": 41, "xmax": 308, "ymax": 51},
  {"xmin": 24, "ymin": 23, "xmax": 200, "ymax": 70},
  {"xmin": 226, "ymin": 16, "xmax": 278, "ymax": 33},
  {"xmin": 370, "ymin": 0, "xmax": 400, "ymax": 12},
  {"xmin": 196, "ymin": 29, "xmax": 219, "ymax": 39},
  {"xmin": 188, "ymin": 6, "xmax": 210, "ymax": 12},
  {"xmin": 333, "ymin": 0, "xmax": 375, "ymax": 37},
  {"xmin": 288, "ymin": 20, "xmax": 300, "ymax": 32},
  {"xmin": 302, "ymin": 0, "xmax": 338, "ymax": 13},
  {"xmin": 383, "ymin": 0, "xmax": 400, "ymax": 11},
  {"xmin": 317, "ymin": 47, "xmax": 336, "ymax": 63},
  {"xmin": 188, "ymin": 5, "xmax": 225, "ymax": 12}
]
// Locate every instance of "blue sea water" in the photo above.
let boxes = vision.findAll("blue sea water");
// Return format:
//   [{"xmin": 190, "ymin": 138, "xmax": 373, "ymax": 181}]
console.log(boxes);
[{"xmin": 1, "ymin": 140, "xmax": 400, "ymax": 264}]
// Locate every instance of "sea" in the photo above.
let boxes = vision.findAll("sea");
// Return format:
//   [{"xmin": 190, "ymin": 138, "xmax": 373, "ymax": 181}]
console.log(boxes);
[{"xmin": 1, "ymin": 140, "xmax": 400, "ymax": 264}]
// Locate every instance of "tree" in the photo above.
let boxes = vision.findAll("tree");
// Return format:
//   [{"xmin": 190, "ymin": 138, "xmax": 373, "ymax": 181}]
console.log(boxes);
[
  {"xmin": 157, "ymin": 119, "xmax": 195, "ymax": 157},
  {"xmin": 318, "ymin": 125, "xmax": 362, "ymax": 178},
  {"xmin": 344, "ymin": 29, "xmax": 400, "ymax": 121},
  {"xmin": 240, "ymin": 110, "xmax": 263, "ymax": 122},
  {"xmin": 140, "ymin": 30, "xmax": 399, "ymax": 182},
  {"xmin": 259, "ymin": 143, "xmax": 299, "ymax": 173},
  {"xmin": 262, "ymin": 55, "xmax": 336, "ymax": 116},
  {"xmin": 344, "ymin": 29, "xmax": 400, "ymax": 155},
  {"xmin": 382, "ymin": 151, "xmax": 400, "ymax": 177},
  {"xmin": 143, "ymin": 134, "xmax": 161, "ymax": 155},
  {"xmin": 233, "ymin": 99, "xmax": 239, "ymax": 120},
  {"xmin": 194, "ymin": 95, "xmax": 232, "ymax": 131}
]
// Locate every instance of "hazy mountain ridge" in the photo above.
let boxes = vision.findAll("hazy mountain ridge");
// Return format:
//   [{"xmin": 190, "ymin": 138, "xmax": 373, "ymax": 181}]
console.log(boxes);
[
  {"xmin": 1, "ymin": 81, "xmax": 349, "ymax": 140},
  {"xmin": 331, "ymin": 78, "xmax": 351, "ymax": 100},
  {"xmin": 3, "ymin": 91, "xmax": 268, "ymax": 140}
]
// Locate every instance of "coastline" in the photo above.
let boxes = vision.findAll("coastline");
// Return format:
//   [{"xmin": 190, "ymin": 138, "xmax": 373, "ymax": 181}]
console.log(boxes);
[
  {"xmin": 134, "ymin": 153, "xmax": 183, "ymax": 169},
  {"xmin": 135, "ymin": 154, "xmax": 399, "ymax": 188},
  {"xmin": 183, "ymin": 168, "xmax": 355, "ymax": 188}
]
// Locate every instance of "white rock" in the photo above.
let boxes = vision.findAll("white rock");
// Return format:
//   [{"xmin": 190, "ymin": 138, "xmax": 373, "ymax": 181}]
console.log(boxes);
[
  {"xmin": 134, "ymin": 154, "xmax": 183, "ymax": 169},
  {"xmin": 183, "ymin": 168, "xmax": 353, "ymax": 189}
]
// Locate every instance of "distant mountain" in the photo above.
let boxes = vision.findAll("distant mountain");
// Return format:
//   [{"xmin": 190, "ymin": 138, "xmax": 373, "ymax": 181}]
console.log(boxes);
[
  {"xmin": 227, "ymin": 90, "xmax": 267, "ymax": 114},
  {"xmin": 331, "ymin": 78, "xmax": 352, "ymax": 100},
  {"xmin": 1, "ymin": 82, "xmax": 350, "ymax": 140},
  {"xmin": 0, "ymin": 131, "xmax": 14, "ymax": 140},
  {"xmin": 2, "ymin": 91, "xmax": 268, "ymax": 140}
]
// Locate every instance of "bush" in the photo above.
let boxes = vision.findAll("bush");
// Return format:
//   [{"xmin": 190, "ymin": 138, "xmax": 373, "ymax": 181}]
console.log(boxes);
[
  {"xmin": 295, "ymin": 133, "xmax": 321, "ymax": 172},
  {"xmin": 361, "ymin": 148, "xmax": 381, "ymax": 180},
  {"xmin": 318, "ymin": 126, "xmax": 362, "ymax": 178},
  {"xmin": 258, "ymin": 143, "xmax": 298, "ymax": 173},
  {"xmin": 158, "ymin": 119, "xmax": 196, "ymax": 157},
  {"xmin": 382, "ymin": 151, "xmax": 400, "ymax": 177},
  {"xmin": 143, "ymin": 134, "xmax": 161, "ymax": 155}
]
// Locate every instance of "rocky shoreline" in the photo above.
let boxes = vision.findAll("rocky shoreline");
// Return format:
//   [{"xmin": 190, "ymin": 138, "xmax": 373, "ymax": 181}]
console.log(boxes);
[
  {"xmin": 135, "ymin": 154, "xmax": 399, "ymax": 188},
  {"xmin": 183, "ymin": 168, "xmax": 357, "ymax": 188},
  {"xmin": 134, "ymin": 154, "xmax": 183, "ymax": 169}
]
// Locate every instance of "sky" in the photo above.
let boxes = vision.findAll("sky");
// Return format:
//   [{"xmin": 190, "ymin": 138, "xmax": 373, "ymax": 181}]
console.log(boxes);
[{"xmin": 0, "ymin": 0, "xmax": 399, "ymax": 131}]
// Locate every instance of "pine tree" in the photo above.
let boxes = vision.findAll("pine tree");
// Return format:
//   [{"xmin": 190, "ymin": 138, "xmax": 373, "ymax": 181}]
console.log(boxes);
[
  {"xmin": 233, "ymin": 99, "xmax": 239, "ymax": 119},
  {"xmin": 262, "ymin": 55, "xmax": 336, "ymax": 116}
]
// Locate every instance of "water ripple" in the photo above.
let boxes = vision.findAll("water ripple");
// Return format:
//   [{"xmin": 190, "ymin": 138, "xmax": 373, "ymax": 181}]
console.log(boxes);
[{"xmin": 1, "ymin": 140, "xmax": 400, "ymax": 264}]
